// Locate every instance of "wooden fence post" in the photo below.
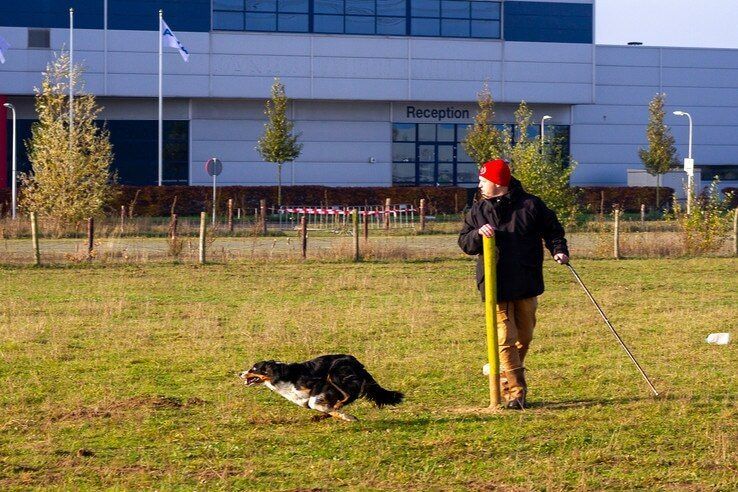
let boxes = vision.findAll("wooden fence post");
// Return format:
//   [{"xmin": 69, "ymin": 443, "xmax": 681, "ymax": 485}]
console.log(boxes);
[
  {"xmin": 87, "ymin": 217, "xmax": 94, "ymax": 260},
  {"xmin": 120, "ymin": 205, "xmax": 126, "ymax": 232},
  {"xmin": 199, "ymin": 211, "xmax": 207, "ymax": 264},
  {"xmin": 640, "ymin": 203, "xmax": 645, "ymax": 225},
  {"xmin": 733, "ymin": 208, "xmax": 738, "ymax": 257},
  {"xmin": 227, "ymin": 198, "xmax": 234, "ymax": 233},
  {"xmin": 30, "ymin": 212, "xmax": 40, "ymax": 266},
  {"xmin": 300, "ymin": 216, "xmax": 307, "ymax": 259},
  {"xmin": 419, "ymin": 199, "xmax": 426, "ymax": 233},
  {"xmin": 363, "ymin": 209, "xmax": 369, "ymax": 243},
  {"xmin": 260, "ymin": 199, "xmax": 267, "ymax": 236},
  {"xmin": 169, "ymin": 213, "xmax": 178, "ymax": 241},
  {"xmin": 352, "ymin": 209, "xmax": 360, "ymax": 262},
  {"xmin": 613, "ymin": 205, "xmax": 621, "ymax": 260},
  {"xmin": 384, "ymin": 198, "xmax": 391, "ymax": 230},
  {"xmin": 600, "ymin": 190, "xmax": 605, "ymax": 218}
]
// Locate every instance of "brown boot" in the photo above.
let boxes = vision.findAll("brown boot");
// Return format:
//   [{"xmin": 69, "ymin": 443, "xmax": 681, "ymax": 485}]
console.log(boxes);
[
  {"xmin": 505, "ymin": 367, "xmax": 528, "ymax": 410},
  {"xmin": 500, "ymin": 372, "xmax": 510, "ymax": 402}
]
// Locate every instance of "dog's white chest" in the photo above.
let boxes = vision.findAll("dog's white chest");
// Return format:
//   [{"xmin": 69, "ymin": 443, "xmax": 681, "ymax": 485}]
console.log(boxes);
[{"xmin": 265, "ymin": 381, "xmax": 311, "ymax": 407}]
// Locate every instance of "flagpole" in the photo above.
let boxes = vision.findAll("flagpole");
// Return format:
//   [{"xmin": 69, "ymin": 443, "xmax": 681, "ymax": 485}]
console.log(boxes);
[
  {"xmin": 69, "ymin": 8, "xmax": 74, "ymax": 149},
  {"xmin": 158, "ymin": 9, "xmax": 163, "ymax": 187}
]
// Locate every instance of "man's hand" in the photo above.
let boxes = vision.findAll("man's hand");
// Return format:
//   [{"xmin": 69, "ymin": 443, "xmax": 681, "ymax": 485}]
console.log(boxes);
[
  {"xmin": 554, "ymin": 253, "xmax": 569, "ymax": 265},
  {"xmin": 477, "ymin": 224, "xmax": 495, "ymax": 238}
]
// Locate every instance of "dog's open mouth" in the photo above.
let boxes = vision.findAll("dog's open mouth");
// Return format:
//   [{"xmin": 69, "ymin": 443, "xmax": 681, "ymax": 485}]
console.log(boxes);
[{"xmin": 242, "ymin": 373, "xmax": 265, "ymax": 386}]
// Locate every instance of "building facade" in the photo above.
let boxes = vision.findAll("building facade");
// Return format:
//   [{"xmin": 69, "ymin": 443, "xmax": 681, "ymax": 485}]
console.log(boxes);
[{"xmin": 2, "ymin": 0, "xmax": 737, "ymax": 190}]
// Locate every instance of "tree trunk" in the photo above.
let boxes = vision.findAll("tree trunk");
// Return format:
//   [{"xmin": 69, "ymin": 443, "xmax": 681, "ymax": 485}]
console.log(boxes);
[
  {"xmin": 656, "ymin": 174, "xmax": 661, "ymax": 211},
  {"xmin": 277, "ymin": 163, "xmax": 283, "ymax": 206}
]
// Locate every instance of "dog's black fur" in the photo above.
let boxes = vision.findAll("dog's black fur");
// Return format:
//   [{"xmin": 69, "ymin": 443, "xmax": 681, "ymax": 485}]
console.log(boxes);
[{"xmin": 240, "ymin": 354, "xmax": 403, "ymax": 421}]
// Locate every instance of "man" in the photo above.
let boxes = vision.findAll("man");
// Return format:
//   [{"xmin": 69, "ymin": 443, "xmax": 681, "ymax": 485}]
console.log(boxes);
[{"xmin": 458, "ymin": 159, "xmax": 569, "ymax": 410}]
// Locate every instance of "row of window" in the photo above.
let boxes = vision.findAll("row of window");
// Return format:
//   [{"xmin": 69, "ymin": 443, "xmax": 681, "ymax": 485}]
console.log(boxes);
[
  {"xmin": 391, "ymin": 122, "xmax": 570, "ymax": 186},
  {"xmin": 213, "ymin": 0, "xmax": 501, "ymax": 37}
]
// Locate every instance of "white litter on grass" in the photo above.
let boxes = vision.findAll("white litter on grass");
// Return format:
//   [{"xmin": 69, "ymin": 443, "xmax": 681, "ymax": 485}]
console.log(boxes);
[
  {"xmin": 706, "ymin": 333, "xmax": 731, "ymax": 345},
  {"xmin": 482, "ymin": 363, "xmax": 490, "ymax": 375}
]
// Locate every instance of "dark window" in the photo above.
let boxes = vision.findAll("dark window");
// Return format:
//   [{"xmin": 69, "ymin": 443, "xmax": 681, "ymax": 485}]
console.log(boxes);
[
  {"xmin": 28, "ymin": 29, "xmax": 50, "ymax": 48},
  {"xmin": 315, "ymin": 0, "xmax": 343, "ymax": 14},
  {"xmin": 697, "ymin": 166, "xmax": 738, "ymax": 182},
  {"xmin": 245, "ymin": 13, "xmax": 277, "ymax": 30},
  {"xmin": 214, "ymin": 0, "xmax": 244, "ymax": 10},
  {"xmin": 345, "ymin": 15, "xmax": 375, "ymax": 34},
  {"xmin": 504, "ymin": 1, "xmax": 593, "ymax": 44},
  {"xmin": 278, "ymin": 13, "xmax": 309, "ymax": 31},
  {"xmin": 314, "ymin": 15, "xmax": 344, "ymax": 32},
  {"xmin": 213, "ymin": 11, "xmax": 244, "ymax": 30},
  {"xmin": 377, "ymin": 16, "xmax": 405, "ymax": 34},
  {"xmin": 377, "ymin": 0, "xmax": 405, "ymax": 16}
]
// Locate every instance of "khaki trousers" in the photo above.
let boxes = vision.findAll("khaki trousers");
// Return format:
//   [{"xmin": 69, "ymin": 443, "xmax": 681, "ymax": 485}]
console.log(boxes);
[{"xmin": 496, "ymin": 296, "xmax": 538, "ymax": 372}]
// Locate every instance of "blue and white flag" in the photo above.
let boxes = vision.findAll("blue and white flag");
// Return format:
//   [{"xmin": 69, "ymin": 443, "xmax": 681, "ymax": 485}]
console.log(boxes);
[
  {"xmin": 0, "ymin": 35, "xmax": 10, "ymax": 64},
  {"xmin": 161, "ymin": 19, "xmax": 189, "ymax": 62}
]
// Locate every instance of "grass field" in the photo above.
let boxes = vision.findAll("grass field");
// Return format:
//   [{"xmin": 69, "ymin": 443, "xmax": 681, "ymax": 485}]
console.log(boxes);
[{"xmin": 1, "ymin": 257, "xmax": 736, "ymax": 490}]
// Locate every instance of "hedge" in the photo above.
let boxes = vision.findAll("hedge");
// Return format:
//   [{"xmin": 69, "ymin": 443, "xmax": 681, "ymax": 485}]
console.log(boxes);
[{"xmin": 0, "ymin": 185, "xmax": 678, "ymax": 217}]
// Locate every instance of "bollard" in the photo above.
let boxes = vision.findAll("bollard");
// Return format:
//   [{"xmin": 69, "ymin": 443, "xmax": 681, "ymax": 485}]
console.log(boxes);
[
  {"xmin": 419, "ymin": 199, "xmax": 426, "ymax": 233},
  {"xmin": 384, "ymin": 198, "xmax": 391, "ymax": 230},
  {"xmin": 613, "ymin": 205, "xmax": 621, "ymax": 260},
  {"xmin": 300, "ymin": 216, "xmax": 307, "ymax": 259},
  {"xmin": 352, "ymin": 209, "xmax": 360, "ymax": 262},
  {"xmin": 640, "ymin": 203, "xmax": 645, "ymax": 225},
  {"xmin": 227, "ymin": 198, "xmax": 234, "ymax": 233},
  {"xmin": 199, "ymin": 211, "xmax": 207, "ymax": 264},
  {"xmin": 87, "ymin": 217, "xmax": 94, "ymax": 259},
  {"xmin": 30, "ymin": 212, "xmax": 40, "ymax": 266},
  {"xmin": 260, "ymin": 199, "xmax": 267, "ymax": 236},
  {"xmin": 482, "ymin": 234, "xmax": 501, "ymax": 408}
]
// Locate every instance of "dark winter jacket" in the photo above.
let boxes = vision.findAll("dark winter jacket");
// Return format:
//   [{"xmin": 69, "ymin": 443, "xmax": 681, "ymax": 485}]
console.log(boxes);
[{"xmin": 458, "ymin": 177, "xmax": 569, "ymax": 302}]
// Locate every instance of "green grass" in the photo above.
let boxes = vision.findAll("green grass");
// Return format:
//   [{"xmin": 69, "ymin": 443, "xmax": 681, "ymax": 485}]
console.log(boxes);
[{"xmin": 1, "ymin": 258, "xmax": 736, "ymax": 490}]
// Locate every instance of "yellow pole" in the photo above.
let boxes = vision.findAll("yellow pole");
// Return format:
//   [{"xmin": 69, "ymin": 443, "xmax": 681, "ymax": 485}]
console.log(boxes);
[{"xmin": 483, "ymin": 234, "xmax": 501, "ymax": 408}]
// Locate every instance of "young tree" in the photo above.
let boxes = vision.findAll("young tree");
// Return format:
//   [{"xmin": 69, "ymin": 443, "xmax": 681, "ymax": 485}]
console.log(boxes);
[
  {"xmin": 256, "ymin": 78, "xmax": 302, "ymax": 206},
  {"xmin": 510, "ymin": 102, "xmax": 580, "ymax": 225},
  {"xmin": 21, "ymin": 51, "xmax": 115, "ymax": 224},
  {"xmin": 639, "ymin": 93, "xmax": 679, "ymax": 209},
  {"xmin": 462, "ymin": 82, "xmax": 511, "ymax": 165}
]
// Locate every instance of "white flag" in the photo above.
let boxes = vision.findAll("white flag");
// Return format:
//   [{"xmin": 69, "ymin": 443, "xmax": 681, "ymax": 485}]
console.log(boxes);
[
  {"xmin": 161, "ymin": 19, "xmax": 189, "ymax": 62},
  {"xmin": 0, "ymin": 35, "xmax": 10, "ymax": 64}
]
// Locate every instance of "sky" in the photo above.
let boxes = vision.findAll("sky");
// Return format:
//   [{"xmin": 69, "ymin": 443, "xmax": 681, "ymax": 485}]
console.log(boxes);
[{"xmin": 595, "ymin": 0, "xmax": 738, "ymax": 49}]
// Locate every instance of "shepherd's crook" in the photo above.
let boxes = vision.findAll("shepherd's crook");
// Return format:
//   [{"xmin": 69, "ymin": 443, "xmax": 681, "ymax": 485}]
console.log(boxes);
[
  {"xmin": 483, "ymin": 235, "xmax": 502, "ymax": 407},
  {"xmin": 566, "ymin": 263, "xmax": 660, "ymax": 397}
]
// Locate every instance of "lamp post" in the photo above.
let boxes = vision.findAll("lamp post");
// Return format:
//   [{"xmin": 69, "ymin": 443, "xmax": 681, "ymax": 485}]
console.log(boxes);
[
  {"xmin": 673, "ymin": 110, "xmax": 693, "ymax": 214},
  {"xmin": 3, "ymin": 102, "xmax": 16, "ymax": 219},
  {"xmin": 540, "ymin": 115, "xmax": 552, "ymax": 155}
]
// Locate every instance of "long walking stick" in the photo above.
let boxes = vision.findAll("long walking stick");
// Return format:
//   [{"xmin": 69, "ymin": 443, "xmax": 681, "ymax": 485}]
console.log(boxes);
[{"xmin": 566, "ymin": 263, "xmax": 660, "ymax": 397}]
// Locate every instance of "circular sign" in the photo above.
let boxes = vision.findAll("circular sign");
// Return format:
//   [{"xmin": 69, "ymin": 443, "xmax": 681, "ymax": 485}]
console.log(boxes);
[{"xmin": 205, "ymin": 157, "xmax": 223, "ymax": 177}]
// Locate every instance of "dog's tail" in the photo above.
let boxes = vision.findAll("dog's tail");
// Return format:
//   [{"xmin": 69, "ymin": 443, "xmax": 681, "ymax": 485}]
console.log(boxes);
[{"xmin": 363, "ymin": 379, "xmax": 404, "ymax": 408}]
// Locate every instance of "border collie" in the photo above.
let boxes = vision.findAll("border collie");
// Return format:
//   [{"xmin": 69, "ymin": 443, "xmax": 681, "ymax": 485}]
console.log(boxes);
[{"xmin": 240, "ymin": 354, "xmax": 403, "ymax": 422}]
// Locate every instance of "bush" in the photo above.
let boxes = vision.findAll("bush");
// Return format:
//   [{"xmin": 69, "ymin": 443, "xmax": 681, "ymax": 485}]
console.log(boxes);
[
  {"xmin": 723, "ymin": 188, "xmax": 738, "ymax": 208},
  {"xmin": 576, "ymin": 186, "xmax": 674, "ymax": 213},
  {"xmin": 669, "ymin": 179, "xmax": 734, "ymax": 254}
]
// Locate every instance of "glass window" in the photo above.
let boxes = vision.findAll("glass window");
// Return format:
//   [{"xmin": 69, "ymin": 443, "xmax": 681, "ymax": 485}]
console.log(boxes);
[
  {"xmin": 437, "ymin": 123, "xmax": 455, "ymax": 141},
  {"xmin": 377, "ymin": 0, "xmax": 405, "ymax": 16},
  {"xmin": 438, "ymin": 145, "xmax": 454, "ymax": 162},
  {"xmin": 470, "ymin": 19, "xmax": 499, "ymax": 38},
  {"xmin": 457, "ymin": 144, "xmax": 473, "ymax": 163},
  {"xmin": 393, "ymin": 162, "xmax": 416, "ymax": 184},
  {"xmin": 214, "ymin": 0, "xmax": 244, "ymax": 11},
  {"xmin": 412, "ymin": 0, "xmax": 440, "ymax": 17},
  {"xmin": 392, "ymin": 123, "xmax": 416, "ymax": 142},
  {"xmin": 345, "ymin": 0, "xmax": 375, "ymax": 15},
  {"xmin": 418, "ymin": 124, "xmax": 435, "ymax": 141},
  {"xmin": 457, "ymin": 162, "xmax": 478, "ymax": 183},
  {"xmin": 471, "ymin": 1, "xmax": 499, "ymax": 20},
  {"xmin": 315, "ymin": 0, "xmax": 343, "ymax": 14},
  {"xmin": 245, "ymin": 12, "xmax": 277, "ymax": 30},
  {"xmin": 442, "ymin": 0, "xmax": 468, "ymax": 18},
  {"xmin": 456, "ymin": 123, "xmax": 470, "ymax": 142},
  {"xmin": 392, "ymin": 143, "xmax": 416, "ymax": 162},
  {"xmin": 346, "ymin": 15, "xmax": 375, "ymax": 33},
  {"xmin": 279, "ymin": 13, "xmax": 309, "ymax": 31},
  {"xmin": 412, "ymin": 17, "xmax": 439, "ymax": 35},
  {"xmin": 442, "ymin": 18, "xmax": 468, "ymax": 36},
  {"xmin": 377, "ymin": 16, "xmax": 406, "ymax": 34},
  {"xmin": 314, "ymin": 15, "xmax": 344, "ymax": 31},
  {"xmin": 245, "ymin": 0, "xmax": 277, "ymax": 11},
  {"xmin": 418, "ymin": 145, "xmax": 436, "ymax": 162},
  {"xmin": 213, "ymin": 11, "xmax": 244, "ymax": 29},
  {"xmin": 438, "ymin": 162, "xmax": 454, "ymax": 184},
  {"xmin": 418, "ymin": 163, "xmax": 434, "ymax": 183},
  {"xmin": 278, "ymin": 0, "xmax": 309, "ymax": 12}
]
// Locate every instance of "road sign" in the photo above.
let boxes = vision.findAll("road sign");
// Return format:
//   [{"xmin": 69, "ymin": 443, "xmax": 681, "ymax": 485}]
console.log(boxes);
[
  {"xmin": 205, "ymin": 157, "xmax": 223, "ymax": 177},
  {"xmin": 684, "ymin": 158, "xmax": 694, "ymax": 176}
]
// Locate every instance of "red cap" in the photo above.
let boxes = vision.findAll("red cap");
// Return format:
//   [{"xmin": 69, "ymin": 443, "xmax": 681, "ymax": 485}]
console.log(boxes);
[{"xmin": 479, "ymin": 159, "xmax": 511, "ymax": 186}]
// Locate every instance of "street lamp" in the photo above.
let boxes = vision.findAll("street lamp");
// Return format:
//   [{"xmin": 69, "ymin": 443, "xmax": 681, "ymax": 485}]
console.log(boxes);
[
  {"xmin": 673, "ymin": 110, "xmax": 693, "ymax": 214},
  {"xmin": 540, "ymin": 115, "xmax": 552, "ymax": 155},
  {"xmin": 3, "ymin": 102, "xmax": 16, "ymax": 219}
]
